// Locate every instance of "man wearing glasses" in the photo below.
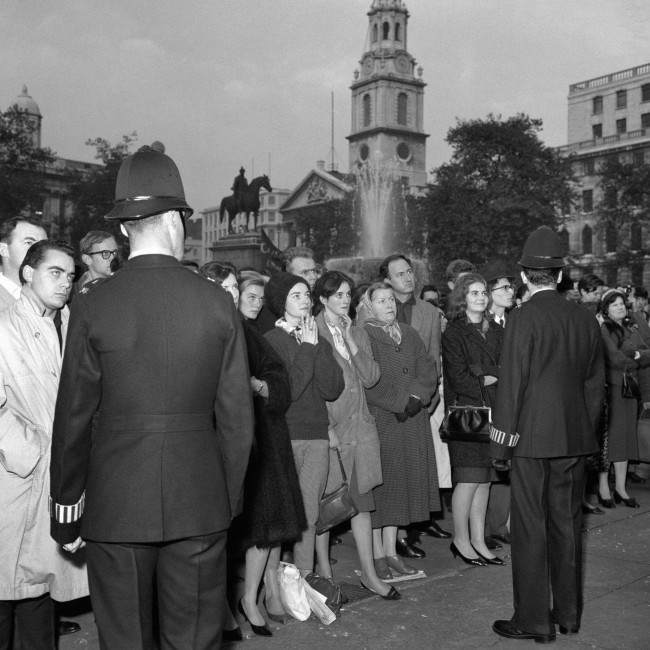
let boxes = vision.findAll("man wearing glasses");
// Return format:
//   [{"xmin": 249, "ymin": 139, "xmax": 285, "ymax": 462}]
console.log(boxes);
[{"xmin": 74, "ymin": 231, "xmax": 119, "ymax": 295}]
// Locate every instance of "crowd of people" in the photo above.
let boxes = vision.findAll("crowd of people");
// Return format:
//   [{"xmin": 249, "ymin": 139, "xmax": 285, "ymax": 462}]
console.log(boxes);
[{"xmin": 0, "ymin": 145, "xmax": 646, "ymax": 649}]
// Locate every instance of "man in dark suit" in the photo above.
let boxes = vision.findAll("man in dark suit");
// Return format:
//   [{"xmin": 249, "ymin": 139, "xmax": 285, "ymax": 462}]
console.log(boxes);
[
  {"xmin": 49, "ymin": 145, "xmax": 254, "ymax": 649},
  {"xmin": 490, "ymin": 226, "xmax": 605, "ymax": 644}
]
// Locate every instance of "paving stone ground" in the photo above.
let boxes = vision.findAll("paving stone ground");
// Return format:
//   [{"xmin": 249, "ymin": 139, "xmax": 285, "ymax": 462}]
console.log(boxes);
[{"xmin": 58, "ymin": 479, "xmax": 650, "ymax": 649}]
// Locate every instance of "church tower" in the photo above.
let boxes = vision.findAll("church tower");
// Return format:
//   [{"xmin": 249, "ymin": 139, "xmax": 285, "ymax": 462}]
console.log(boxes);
[
  {"xmin": 347, "ymin": 0, "xmax": 428, "ymax": 190},
  {"xmin": 10, "ymin": 85, "xmax": 42, "ymax": 148}
]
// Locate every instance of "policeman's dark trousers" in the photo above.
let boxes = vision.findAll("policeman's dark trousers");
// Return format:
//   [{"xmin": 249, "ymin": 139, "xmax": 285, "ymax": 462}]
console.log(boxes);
[
  {"xmin": 86, "ymin": 530, "xmax": 227, "ymax": 650},
  {"xmin": 0, "ymin": 594, "xmax": 55, "ymax": 650},
  {"xmin": 510, "ymin": 456, "xmax": 585, "ymax": 635}
]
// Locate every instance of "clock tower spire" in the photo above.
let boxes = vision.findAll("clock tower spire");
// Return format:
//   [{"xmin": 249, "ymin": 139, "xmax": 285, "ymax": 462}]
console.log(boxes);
[{"xmin": 347, "ymin": 0, "xmax": 428, "ymax": 190}]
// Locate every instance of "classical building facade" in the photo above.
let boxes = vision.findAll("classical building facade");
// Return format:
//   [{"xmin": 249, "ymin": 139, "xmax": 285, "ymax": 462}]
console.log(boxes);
[
  {"xmin": 347, "ymin": 0, "xmax": 428, "ymax": 191},
  {"xmin": 5, "ymin": 86, "xmax": 101, "ymax": 239},
  {"xmin": 559, "ymin": 63, "xmax": 650, "ymax": 286}
]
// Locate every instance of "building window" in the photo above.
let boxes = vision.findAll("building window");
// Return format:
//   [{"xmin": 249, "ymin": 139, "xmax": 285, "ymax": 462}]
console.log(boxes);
[
  {"xmin": 616, "ymin": 118, "xmax": 627, "ymax": 134},
  {"xmin": 397, "ymin": 92, "xmax": 408, "ymax": 125},
  {"xmin": 268, "ymin": 211, "xmax": 276, "ymax": 223},
  {"xmin": 616, "ymin": 89, "xmax": 627, "ymax": 109},
  {"xmin": 558, "ymin": 229, "xmax": 569, "ymax": 252},
  {"xmin": 642, "ymin": 113, "xmax": 650, "ymax": 129},
  {"xmin": 592, "ymin": 124, "xmax": 602, "ymax": 138},
  {"xmin": 631, "ymin": 222, "xmax": 642, "ymax": 250},
  {"xmin": 606, "ymin": 266, "xmax": 618, "ymax": 286},
  {"xmin": 582, "ymin": 189, "xmax": 593, "ymax": 212},
  {"xmin": 582, "ymin": 225, "xmax": 593, "ymax": 254},
  {"xmin": 362, "ymin": 94, "xmax": 371, "ymax": 127},
  {"xmin": 592, "ymin": 95, "xmax": 603, "ymax": 114},
  {"xmin": 372, "ymin": 23, "xmax": 378, "ymax": 42},
  {"xmin": 642, "ymin": 83, "xmax": 650, "ymax": 102},
  {"xmin": 268, "ymin": 195, "xmax": 275, "ymax": 206},
  {"xmin": 605, "ymin": 187, "xmax": 617, "ymax": 209},
  {"xmin": 633, "ymin": 149, "xmax": 645, "ymax": 166},
  {"xmin": 394, "ymin": 22, "xmax": 401, "ymax": 41},
  {"xmin": 382, "ymin": 21, "xmax": 390, "ymax": 40},
  {"xmin": 605, "ymin": 222, "xmax": 617, "ymax": 253},
  {"xmin": 583, "ymin": 159, "xmax": 595, "ymax": 175}
]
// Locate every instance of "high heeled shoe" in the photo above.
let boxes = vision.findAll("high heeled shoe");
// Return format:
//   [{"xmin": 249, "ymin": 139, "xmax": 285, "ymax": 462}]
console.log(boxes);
[
  {"xmin": 613, "ymin": 490, "xmax": 640, "ymax": 508},
  {"xmin": 360, "ymin": 579, "xmax": 401, "ymax": 600},
  {"xmin": 386, "ymin": 555, "xmax": 417, "ymax": 575},
  {"xmin": 597, "ymin": 493, "xmax": 615, "ymax": 509},
  {"xmin": 373, "ymin": 556, "xmax": 392, "ymax": 580},
  {"xmin": 450, "ymin": 542, "xmax": 487, "ymax": 566},
  {"xmin": 238, "ymin": 599, "xmax": 272, "ymax": 636},
  {"xmin": 471, "ymin": 545, "xmax": 505, "ymax": 566},
  {"xmin": 222, "ymin": 626, "xmax": 243, "ymax": 642}
]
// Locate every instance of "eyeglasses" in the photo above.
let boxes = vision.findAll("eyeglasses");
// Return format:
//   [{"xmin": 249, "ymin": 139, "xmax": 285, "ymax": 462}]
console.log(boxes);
[
  {"xmin": 87, "ymin": 249, "xmax": 118, "ymax": 260},
  {"xmin": 492, "ymin": 284, "xmax": 514, "ymax": 293}
]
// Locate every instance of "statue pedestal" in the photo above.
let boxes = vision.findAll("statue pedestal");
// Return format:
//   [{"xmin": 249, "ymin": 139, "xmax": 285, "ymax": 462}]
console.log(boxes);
[{"xmin": 210, "ymin": 231, "xmax": 264, "ymax": 270}]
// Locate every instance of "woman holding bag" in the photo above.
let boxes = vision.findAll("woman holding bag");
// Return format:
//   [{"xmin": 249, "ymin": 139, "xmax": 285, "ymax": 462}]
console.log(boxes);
[
  {"xmin": 598, "ymin": 288, "xmax": 650, "ymax": 508},
  {"xmin": 312, "ymin": 272, "xmax": 399, "ymax": 600},
  {"xmin": 442, "ymin": 272, "xmax": 504, "ymax": 566}
]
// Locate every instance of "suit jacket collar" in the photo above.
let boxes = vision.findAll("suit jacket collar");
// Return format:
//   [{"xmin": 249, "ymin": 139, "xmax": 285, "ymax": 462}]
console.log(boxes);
[{"xmin": 124, "ymin": 254, "xmax": 182, "ymax": 270}]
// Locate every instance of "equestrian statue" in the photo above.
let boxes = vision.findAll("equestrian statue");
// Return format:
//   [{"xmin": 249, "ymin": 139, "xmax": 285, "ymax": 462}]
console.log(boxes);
[{"xmin": 219, "ymin": 167, "xmax": 272, "ymax": 234}]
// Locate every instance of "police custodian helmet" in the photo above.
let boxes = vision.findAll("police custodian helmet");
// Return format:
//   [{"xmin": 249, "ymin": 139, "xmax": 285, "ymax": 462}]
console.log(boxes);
[
  {"xmin": 105, "ymin": 145, "xmax": 193, "ymax": 221},
  {"xmin": 518, "ymin": 226, "xmax": 565, "ymax": 269}
]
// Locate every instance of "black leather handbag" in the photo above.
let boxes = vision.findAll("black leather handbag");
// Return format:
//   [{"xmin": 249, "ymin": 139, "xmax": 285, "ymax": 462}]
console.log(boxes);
[
  {"xmin": 315, "ymin": 448, "xmax": 358, "ymax": 535},
  {"xmin": 439, "ymin": 379, "xmax": 491, "ymax": 443},
  {"xmin": 621, "ymin": 370, "xmax": 641, "ymax": 400}
]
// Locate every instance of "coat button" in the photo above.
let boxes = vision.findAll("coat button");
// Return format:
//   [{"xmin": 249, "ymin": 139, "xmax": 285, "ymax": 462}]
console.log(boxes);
[{"xmin": 403, "ymin": 368, "xmax": 409, "ymax": 374}]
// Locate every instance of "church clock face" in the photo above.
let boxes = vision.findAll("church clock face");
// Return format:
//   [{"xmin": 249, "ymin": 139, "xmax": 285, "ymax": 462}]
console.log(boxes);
[
  {"xmin": 396, "ymin": 142, "xmax": 411, "ymax": 161},
  {"xmin": 363, "ymin": 56, "xmax": 374, "ymax": 74},
  {"xmin": 396, "ymin": 54, "xmax": 410, "ymax": 73}
]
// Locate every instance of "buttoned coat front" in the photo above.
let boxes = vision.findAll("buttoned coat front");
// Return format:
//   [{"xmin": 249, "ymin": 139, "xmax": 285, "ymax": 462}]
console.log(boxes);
[
  {"xmin": 0, "ymin": 291, "xmax": 88, "ymax": 601},
  {"xmin": 49, "ymin": 255, "xmax": 254, "ymax": 544}
]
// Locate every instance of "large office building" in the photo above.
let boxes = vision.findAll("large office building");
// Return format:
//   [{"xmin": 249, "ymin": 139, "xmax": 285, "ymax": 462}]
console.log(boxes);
[{"xmin": 559, "ymin": 63, "xmax": 650, "ymax": 286}]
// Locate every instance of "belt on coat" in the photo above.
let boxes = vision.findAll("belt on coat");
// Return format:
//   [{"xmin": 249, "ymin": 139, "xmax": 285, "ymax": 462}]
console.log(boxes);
[{"xmin": 95, "ymin": 412, "xmax": 214, "ymax": 433}]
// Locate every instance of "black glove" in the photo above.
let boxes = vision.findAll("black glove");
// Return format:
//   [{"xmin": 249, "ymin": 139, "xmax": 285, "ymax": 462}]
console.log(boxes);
[
  {"xmin": 395, "ymin": 410, "xmax": 408, "ymax": 423},
  {"xmin": 404, "ymin": 395, "xmax": 422, "ymax": 418}
]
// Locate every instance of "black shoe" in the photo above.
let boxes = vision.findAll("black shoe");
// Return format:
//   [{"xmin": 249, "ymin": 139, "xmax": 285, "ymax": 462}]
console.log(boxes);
[
  {"xmin": 558, "ymin": 624, "xmax": 580, "ymax": 635},
  {"xmin": 628, "ymin": 472, "xmax": 646, "ymax": 483},
  {"xmin": 423, "ymin": 521, "xmax": 451, "ymax": 539},
  {"xmin": 582, "ymin": 503, "xmax": 604, "ymax": 515},
  {"xmin": 490, "ymin": 532, "xmax": 511, "ymax": 545},
  {"xmin": 485, "ymin": 536, "xmax": 503, "ymax": 550},
  {"xmin": 331, "ymin": 535, "xmax": 343, "ymax": 545},
  {"xmin": 396, "ymin": 537, "xmax": 425, "ymax": 559},
  {"xmin": 613, "ymin": 490, "xmax": 640, "ymax": 508},
  {"xmin": 360, "ymin": 579, "xmax": 401, "ymax": 600},
  {"xmin": 471, "ymin": 545, "xmax": 505, "ymax": 565},
  {"xmin": 492, "ymin": 619, "xmax": 556, "ymax": 644},
  {"xmin": 238, "ymin": 600, "xmax": 272, "ymax": 637},
  {"xmin": 222, "ymin": 627, "xmax": 243, "ymax": 642},
  {"xmin": 597, "ymin": 494, "xmax": 615, "ymax": 509},
  {"xmin": 450, "ymin": 542, "xmax": 487, "ymax": 566},
  {"xmin": 58, "ymin": 621, "xmax": 81, "ymax": 636}
]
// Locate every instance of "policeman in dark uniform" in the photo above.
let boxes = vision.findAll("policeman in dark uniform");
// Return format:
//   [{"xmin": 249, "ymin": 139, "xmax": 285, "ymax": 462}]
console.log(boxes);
[
  {"xmin": 231, "ymin": 166, "xmax": 248, "ymax": 213},
  {"xmin": 489, "ymin": 227, "xmax": 605, "ymax": 643},
  {"xmin": 49, "ymin": 145, "xmax": 254, "ymax": 649}
]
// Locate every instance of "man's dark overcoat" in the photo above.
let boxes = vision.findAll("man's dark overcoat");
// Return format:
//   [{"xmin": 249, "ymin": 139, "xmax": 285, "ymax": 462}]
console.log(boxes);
[
  {"xmin": 490, "ymin": 289, "xmax": 605, "ymax": 636},
  {"xmin": 49, "ymin": 254, "xmax": 254, "ymax": 545}
]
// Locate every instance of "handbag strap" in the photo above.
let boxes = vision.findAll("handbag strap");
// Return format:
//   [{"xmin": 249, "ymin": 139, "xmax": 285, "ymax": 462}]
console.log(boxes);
[{"xmin": 334, "ymin": 447, "xmax": 348, "ymax": 484}]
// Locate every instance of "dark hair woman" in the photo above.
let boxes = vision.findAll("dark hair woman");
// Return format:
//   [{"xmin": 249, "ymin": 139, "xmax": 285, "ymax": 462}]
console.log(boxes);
[
  {"xmin": 597, "ymin": 289, "xmax": 650, "ymax": 508},
  {"xmin": 361, "ymin": 282, "xmax": 440, "ymax": 578},
  {"xmin": 312, "ymin": 272, "xmax": 398, "ymax": 599},
  {"xmin": 442, "ymin": 272, "xmax": 504, "ymax": 566}
]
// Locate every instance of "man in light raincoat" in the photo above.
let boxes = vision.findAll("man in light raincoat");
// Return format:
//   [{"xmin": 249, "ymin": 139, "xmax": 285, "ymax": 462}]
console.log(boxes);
[{"xmin": 0, "ymin": 240, "xmax": 88, "ymax": 649}]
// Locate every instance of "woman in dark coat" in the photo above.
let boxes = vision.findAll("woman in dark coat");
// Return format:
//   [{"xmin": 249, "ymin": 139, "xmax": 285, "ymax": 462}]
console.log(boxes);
[
  {"xmin": 361, "ymin": 282, "xmax": 440, "ymax": 577},
  {"xmin": 442, "ymin": 272, "xmax": 504, "ymax": 566},
  {"xmin": 598, "ymin": 288, "xmax": 650, "ymax": 508}
]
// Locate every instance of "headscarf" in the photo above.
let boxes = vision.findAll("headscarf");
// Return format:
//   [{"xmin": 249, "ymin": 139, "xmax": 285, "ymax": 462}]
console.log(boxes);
[{"xmin": 360, "ymin": 288, "xmax": 402, "ymax": 345}]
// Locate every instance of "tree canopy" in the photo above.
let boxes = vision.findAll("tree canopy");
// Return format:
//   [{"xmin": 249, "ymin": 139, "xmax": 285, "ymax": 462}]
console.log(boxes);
[
  {"xmin": 0, "ymin": 107, "xmax": 56, "ymax": 222},
  {"xmin": 416, "ymin": 114, "xmax": 576, "ymax": 274},
  {"xmin": 67, "ymin": 133, "xmax": 137, "ymax": 245}
]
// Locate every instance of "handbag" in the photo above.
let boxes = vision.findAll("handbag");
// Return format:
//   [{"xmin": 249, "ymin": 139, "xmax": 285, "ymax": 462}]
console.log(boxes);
[
  {"xmin": 439, "ymin": 378, "xmax": 491, "ymax": 443},
  {"xmin": 622, "ymin": 370, "xmax": 641, "ymax": 400},
  {"xmin": 637, "ymin": 409, "xmax": 650, "ymax": 462},
  {"xmin": 315, "ymin": 448, "xmax": 358, "ymax": 535}
]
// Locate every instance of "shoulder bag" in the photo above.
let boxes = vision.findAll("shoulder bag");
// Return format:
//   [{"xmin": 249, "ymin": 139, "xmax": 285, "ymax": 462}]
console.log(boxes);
[{"xmin": 315, "ymin": 448, "xmax": 358, "ymax": 534}]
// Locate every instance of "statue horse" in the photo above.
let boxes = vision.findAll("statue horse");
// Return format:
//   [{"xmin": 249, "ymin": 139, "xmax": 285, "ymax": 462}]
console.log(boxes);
[{"xmin": 219, "ymin": 175, "xmax": 272, "ymax": 233}]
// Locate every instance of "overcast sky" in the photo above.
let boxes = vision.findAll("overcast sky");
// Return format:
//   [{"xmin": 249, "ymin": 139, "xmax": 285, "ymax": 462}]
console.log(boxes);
[{"xmin": 3, "ymin": 0, "xmax": 650, "ymax": 213}]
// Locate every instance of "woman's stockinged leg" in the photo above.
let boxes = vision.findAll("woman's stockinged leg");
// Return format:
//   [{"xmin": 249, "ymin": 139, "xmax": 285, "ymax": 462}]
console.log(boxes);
[
  {"xmin": 452, "ymin": 482, "xmax": 480, "ymax": 558},
  {"xmin": 352, "ymin": 512, "xmax": 391, "ymax": 595},
  {"xmin": 469, "ymin": 482, "xmax": 492, "ymax": 557}
]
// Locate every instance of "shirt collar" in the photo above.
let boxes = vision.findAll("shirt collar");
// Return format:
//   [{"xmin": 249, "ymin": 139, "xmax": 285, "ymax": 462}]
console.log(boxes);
[{"xmin": 0, "ymin": 271, "xmax": 21, "ymax": 299}]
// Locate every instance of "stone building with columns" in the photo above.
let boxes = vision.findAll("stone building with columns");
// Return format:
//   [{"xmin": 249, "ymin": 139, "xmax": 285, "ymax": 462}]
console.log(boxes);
[{"xmin": 559, "ymin": 63, "xmax": 650, "ymax": 287}]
